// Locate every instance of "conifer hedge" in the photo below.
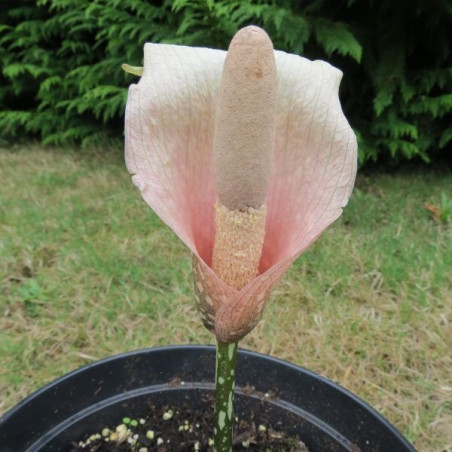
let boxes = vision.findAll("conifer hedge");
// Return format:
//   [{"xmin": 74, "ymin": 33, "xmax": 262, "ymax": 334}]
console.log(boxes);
[{"xmin": 1, "ymin": 0, "xmax": 451, "ymax": 163}]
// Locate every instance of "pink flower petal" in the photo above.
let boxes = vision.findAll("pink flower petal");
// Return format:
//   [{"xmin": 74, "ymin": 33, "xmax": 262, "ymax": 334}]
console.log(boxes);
[
  {"xmin": 125, "ymin": 45, "xmax": 224, "ymax": 263},
  {"xmin": 125, "ymin": 44, "xmax": 357, "ymax": 342},
  {"xmin": 262, "ymin": 53, "xmax": 357, "ymax": 272}
]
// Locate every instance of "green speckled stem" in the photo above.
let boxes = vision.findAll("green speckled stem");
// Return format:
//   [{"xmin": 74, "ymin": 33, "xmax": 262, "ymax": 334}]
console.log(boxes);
[{"xmin": 214, "ymin": 341, "xmax": 238, "ymax": 452}]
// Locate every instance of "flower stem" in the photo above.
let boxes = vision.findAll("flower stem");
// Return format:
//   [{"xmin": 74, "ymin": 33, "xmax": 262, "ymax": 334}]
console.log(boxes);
[{"xmin": 214, "ymin": 340, "xmax": 238, "ymax": 452}]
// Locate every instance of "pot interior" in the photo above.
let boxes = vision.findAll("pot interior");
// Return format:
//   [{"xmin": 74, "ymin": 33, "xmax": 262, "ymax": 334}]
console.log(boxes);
[{"xmin": 0, "ymin": 345, "xmax": 415, "ymax": 452}]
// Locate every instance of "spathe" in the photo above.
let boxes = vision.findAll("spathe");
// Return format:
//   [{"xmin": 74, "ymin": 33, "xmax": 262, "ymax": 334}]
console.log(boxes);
[{"xmin": 125, "ymin": 43, "xmax": 357, "ymax": 343}]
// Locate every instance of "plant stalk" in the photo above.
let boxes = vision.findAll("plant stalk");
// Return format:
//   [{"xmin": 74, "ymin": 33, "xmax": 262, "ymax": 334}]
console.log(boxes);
[{"xmin": 214, "ymin": 340, "xmax": 238, "ymax": 452}]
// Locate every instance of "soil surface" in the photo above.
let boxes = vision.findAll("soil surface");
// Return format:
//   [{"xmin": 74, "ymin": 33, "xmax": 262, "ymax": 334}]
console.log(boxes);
[{"xmin": 72, "ymin": 402, "xmax": 309, "ymax": 451}]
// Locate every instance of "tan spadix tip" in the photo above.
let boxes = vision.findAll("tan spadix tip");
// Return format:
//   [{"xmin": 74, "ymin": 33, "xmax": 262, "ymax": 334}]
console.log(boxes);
[
  {"xmin": 213, "ymin": 26, "xmax": 277, "ymax": 211},
  {"xmin": 212, "ymin": 26, "xmax": 277, "ymax": 293}
]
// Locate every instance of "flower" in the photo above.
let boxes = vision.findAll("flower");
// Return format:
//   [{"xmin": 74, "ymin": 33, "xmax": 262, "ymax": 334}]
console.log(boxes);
[{"xmin": 125, "ymin": 38, "xmax": 357, "ymax": 343}]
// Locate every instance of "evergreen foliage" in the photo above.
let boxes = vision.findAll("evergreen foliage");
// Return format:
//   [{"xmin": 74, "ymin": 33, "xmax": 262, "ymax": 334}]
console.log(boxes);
[{"xmin": 1, "ymin": 0, "xmax": 450, "ymax": 163}]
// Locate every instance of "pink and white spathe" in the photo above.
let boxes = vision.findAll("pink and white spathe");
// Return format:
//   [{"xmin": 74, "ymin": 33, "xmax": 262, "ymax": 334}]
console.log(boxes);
[{"xmin": 125, "ymin": 43, "xmax": 357, "ymax": 343}]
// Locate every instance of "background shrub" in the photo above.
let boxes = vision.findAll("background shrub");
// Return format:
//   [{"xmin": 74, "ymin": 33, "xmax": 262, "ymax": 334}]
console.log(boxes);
[{"xmin": 1, "ymin": 0, "xmax": 451, "ymax": 164}]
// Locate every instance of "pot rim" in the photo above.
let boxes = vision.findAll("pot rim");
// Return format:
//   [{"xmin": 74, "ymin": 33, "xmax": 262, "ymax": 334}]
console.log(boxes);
[{"xmin": 0, "ymin": 344, "xmax": 416, "ymax": 452}]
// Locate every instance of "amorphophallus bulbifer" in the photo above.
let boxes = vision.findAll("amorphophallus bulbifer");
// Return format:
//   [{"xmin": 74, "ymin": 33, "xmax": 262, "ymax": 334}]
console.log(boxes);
[{"xmin": 125, "ymin": 26, "xmax": 357, "ymax": 451}]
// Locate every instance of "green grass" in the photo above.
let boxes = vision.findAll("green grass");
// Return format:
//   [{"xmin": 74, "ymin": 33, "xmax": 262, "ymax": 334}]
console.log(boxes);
[{"xmin": 1, "ymin": 145, "xmax": 451, "ymax": 451}]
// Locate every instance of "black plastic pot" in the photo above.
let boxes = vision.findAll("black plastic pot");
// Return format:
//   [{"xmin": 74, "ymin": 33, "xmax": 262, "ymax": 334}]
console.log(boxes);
[{"xmin": 0, "ymin": 345, "xmax": 415, "ymax": 452}]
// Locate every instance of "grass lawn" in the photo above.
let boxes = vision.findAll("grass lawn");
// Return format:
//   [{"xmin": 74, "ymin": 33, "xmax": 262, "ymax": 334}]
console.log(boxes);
[{"xmin": 0, "ymin": 145, "xmax": 451, "ymax": 451}]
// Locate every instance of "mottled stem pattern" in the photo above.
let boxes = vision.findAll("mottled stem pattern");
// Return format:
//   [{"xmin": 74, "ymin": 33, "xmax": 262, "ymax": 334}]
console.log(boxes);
[{"xmin": 214, "ymin": 341, "xmax": 238, "ymax": 452}]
